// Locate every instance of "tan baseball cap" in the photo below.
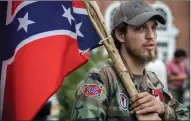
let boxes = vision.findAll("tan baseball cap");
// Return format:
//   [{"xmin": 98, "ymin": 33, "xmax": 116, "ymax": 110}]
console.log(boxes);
[{"xmin": 112, "ymin": 0, "xmax": 166, "ymax": 29}]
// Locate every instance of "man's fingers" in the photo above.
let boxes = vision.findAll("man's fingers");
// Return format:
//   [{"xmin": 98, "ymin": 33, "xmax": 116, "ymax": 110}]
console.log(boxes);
[
  {"xmin": 136, "ymin": 106, "xmax": 157, "ymax": 115},
  {"xmin": 131, "ymin": 101, "xmax": 155, "ymax": 114},
  {"xmin": 131, "ymin": 94, "xmax": 154, "ymax": 109},
  {"xmin": 131, "ymin": 92, "xmax": 150, "ymax": 102}
]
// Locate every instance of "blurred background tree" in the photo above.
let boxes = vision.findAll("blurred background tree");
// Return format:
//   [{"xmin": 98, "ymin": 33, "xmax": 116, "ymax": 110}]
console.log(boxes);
[{"xmin": 56, "ymin": 47, "xmax": 108, "ymax": 120}]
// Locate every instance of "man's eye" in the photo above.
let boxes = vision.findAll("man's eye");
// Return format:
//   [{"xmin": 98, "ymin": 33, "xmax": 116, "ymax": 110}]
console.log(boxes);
[
  {"xmin": 152, "ymin": 26, "xmax": 157, "ymax": 31},
  {"xmin": 136, "ymin": 27, "xmax": 145, "ymax": 32}
]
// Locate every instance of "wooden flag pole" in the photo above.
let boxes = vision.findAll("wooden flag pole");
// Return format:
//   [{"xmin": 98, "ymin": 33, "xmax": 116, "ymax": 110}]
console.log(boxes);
[{"xmin": 83, "ymin": 1, "xmax": 138, "ymax": 98}]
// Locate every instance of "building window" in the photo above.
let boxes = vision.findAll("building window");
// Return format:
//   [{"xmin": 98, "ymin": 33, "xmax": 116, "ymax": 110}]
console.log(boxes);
[
  {"xmin": 157, "ymin": 42, "xmax": 168, "ymax": 61},
  {"xmin": 157, "ymin": 42, "xmax": 168, "ymax": 47}
]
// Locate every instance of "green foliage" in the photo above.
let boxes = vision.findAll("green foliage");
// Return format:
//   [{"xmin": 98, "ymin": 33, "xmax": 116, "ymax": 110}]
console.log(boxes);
[{"xmin": 57, "ymin": 48, "xmax": 108, "ymax": 120}]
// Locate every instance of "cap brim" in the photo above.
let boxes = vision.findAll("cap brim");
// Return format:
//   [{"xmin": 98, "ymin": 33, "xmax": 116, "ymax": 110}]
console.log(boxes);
[{"xmin": 126, "ymin": 12, "xmax": 166, "ymax": 26}]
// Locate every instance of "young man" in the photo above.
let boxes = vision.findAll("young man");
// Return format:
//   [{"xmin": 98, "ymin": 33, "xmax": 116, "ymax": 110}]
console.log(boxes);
[
  {"xmin": 71, "ymin": 1, "xmax": 189, "ymax": 121},
  {"xmin": 166, "ymin": 49, "xmax": 188, "ymax": 103}
]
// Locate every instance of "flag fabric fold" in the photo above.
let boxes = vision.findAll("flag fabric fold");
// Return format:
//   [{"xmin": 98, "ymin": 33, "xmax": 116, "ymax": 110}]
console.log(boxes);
[{"xmin": 0, "ymin": 1, "xmax": 101, "ymax": 120}]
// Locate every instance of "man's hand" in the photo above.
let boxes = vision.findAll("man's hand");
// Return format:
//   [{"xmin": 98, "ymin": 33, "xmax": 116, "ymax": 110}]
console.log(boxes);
[
  {"xmin": 178, "ymin": 73, "xmax": 187, "ymax": 80},
  {"xmin": 130, "ymin": 92, "xmax": 165, "ymax": 116},
  {"xmin": 169, "ymin": 73, "xmax": 187, "ymax": 81}
]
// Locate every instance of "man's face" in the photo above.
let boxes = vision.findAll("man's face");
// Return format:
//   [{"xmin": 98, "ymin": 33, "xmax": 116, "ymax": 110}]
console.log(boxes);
[{"xmin": 124, "ymin": 18, "xmax": 158, "ymax": 64}]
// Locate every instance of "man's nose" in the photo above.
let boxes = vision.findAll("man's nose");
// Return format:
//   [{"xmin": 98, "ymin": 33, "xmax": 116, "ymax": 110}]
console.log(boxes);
[{"xmin": 146, "ymin": 28, "xmax": 156, "ymax": 41}]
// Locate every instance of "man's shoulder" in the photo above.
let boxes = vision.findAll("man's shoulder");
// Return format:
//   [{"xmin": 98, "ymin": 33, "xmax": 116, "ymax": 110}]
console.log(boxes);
[
  {"xmin": 85, "ymin": 59, "xmax": 118, "ymax": 85},
  {"xmin": 89, "ymin": 59, "xmax": 114, "ymax": 73},
  {"xmin": 146, "ymin": 70, "xmax": 164, "ymax": 89},
  {"xmin": 76, "ymin": 59, "xmax": 117, "ymax": 95}
]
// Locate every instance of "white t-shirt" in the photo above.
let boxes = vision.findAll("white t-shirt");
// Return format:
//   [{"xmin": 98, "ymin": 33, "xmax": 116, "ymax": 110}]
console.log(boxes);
[{"xmin": 146, "ymin": 59, "xmax": 168, "ymax": 88}]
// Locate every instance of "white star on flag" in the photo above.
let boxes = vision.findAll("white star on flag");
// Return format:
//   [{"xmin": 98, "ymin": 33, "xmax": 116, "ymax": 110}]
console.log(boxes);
[
  {"xmin": 62, "ymin": 5, "xmax": 75, "ymax": 25},
  {"xmin": 17, "ymin": 12, "xmax": 35, "ymax": 33},
  {"xmin": 76, "ymin": 22, "xmax": 84, "ymax": 37}
]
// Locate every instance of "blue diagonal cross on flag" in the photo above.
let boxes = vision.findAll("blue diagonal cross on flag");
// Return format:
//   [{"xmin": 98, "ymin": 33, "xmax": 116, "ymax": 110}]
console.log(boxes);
[{"xmin": 84, "ymin": 84, "xmax": 103, "ymax": 97}]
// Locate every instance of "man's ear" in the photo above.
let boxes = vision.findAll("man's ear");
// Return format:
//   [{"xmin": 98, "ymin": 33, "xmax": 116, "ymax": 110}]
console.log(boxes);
[{"xmin": 115, "ymin": 29, "xmax": 125, "ymax": 43}]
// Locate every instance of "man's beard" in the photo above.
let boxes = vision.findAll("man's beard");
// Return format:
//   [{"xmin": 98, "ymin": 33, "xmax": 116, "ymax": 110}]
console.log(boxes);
[{"xmin": 126, "ymin": 45, "xmax": 158, "ymax": 64}]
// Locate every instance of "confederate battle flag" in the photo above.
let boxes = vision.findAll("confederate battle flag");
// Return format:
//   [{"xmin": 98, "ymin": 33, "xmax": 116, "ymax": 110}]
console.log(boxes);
[{"xmin": 0, "ymin": 1, "xmax": 101, "ymax": 120}]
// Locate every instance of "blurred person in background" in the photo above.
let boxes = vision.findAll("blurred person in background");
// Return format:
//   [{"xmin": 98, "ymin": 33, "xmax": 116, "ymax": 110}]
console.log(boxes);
[{"xmin": 166, "ymin": 49, "xmax": 187, "ymax": 103}]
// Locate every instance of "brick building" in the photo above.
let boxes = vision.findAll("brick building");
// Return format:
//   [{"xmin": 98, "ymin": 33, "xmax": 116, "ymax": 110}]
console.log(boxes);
[{"xmin": 96, "ymin": 1, "xmax": 190, "ymax": 61}]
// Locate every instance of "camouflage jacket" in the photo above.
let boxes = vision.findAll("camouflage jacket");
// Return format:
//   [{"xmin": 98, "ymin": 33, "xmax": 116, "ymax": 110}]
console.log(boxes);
[{"xmin": 71, "ymin": 59, "xmax": 189, "ymax": 121}]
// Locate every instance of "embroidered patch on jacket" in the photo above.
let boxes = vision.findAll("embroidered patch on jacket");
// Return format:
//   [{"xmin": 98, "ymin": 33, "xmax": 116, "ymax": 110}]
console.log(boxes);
[
  {"xmin": 163, "ymin": 88, "xmax": 173, "ymax": 99},
  {"xmin": 119, "ymin": 93, "xmax": 129, "ymax": 110},
  {"xmin": 84, "ymin": 84, "xmax": 103, "ymax": 97},
  {"xmin": 152, "ymin": 89, "xmax": 163, "ymax": 101}
]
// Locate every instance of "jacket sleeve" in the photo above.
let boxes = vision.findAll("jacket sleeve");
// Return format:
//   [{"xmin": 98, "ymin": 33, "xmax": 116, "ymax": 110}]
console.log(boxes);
[
  {"xmin": 70, "ymin": 72, "xmax": 108, "ymax": 121},
  {"xmin": 162, "ymin": 88, "xmax": 189, "ymax": 121}
]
